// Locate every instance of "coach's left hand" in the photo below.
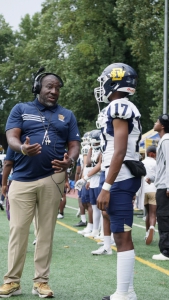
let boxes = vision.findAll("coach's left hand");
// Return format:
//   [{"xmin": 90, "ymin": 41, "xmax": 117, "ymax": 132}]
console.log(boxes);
[{"xmin": 52, "ymin": 153, "xmax": 71, "ymax": 173}]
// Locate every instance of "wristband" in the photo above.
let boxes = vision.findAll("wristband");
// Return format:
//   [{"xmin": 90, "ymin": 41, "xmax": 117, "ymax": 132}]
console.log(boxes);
[
  {"xmin": 102, "ymin": 182, "xmax": 111, "ymax": 191},
  {"xmin": 84, "ymin": 175, "xmax": 89, "ymax": 181},
  {"xmin": 20, "ymin": 145, "xmax": 26, "ymax": 155}
]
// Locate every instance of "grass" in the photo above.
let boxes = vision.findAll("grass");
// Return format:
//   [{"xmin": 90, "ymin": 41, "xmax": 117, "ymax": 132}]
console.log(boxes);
[{"xmin": 0, "ymin": 196, "xmax": 169, "ymax": 300}]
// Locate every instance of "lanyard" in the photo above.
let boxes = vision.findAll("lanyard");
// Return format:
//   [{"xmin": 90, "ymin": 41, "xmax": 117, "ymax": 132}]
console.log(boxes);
[{"xmin": 34, "ymin": 104, "xmax": 53, "ymax": 145}]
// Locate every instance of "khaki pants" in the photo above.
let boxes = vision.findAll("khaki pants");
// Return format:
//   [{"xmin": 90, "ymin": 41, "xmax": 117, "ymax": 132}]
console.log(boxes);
[
  {"xmin": 4, "ymin": 173, "xmax": 65, "ymax": 284},
  {"xmin": 33, "ymin": 207, "xmax": 38, "ymax": 238}
]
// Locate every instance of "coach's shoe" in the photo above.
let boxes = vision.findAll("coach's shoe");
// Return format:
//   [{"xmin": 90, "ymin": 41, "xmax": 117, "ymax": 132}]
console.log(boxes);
[
  {"xmin": 91, "ymin": 246, "xmax": 112, "ymax": 255},
  {"xmin": 152, "ymin": 253, "xmax": 169, "ymax": 260},
  {"xmin": 145, "ymin": 225, "xmax": 155, "ymax": 245},
  {"xmin": 102, "ymin": 292, "xmax": 128, "ymax": 300},
  {"xmin": 0, "ymin": 282, "xmax": 21, "ymax": 298},
  {"xmin": 32, "ymin": 282, "xmax": 54, "ymax": 298},
  {"xmin": 74, "ymin": 220, "xmax": 87, "ymax": 227}
]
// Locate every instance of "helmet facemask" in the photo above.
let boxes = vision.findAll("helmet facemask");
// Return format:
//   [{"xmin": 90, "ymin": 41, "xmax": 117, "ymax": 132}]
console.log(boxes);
[{"xmin": 94, "ymin": 76, "xmax": 109, "ymax": 104}]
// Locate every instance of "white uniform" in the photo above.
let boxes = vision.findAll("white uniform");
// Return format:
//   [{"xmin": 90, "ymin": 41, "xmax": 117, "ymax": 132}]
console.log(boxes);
[
  {"xmin": 100, "ymin": 97, "xmax": 141, "ymax": 181},
  {"xmin": 89, "ymin": 148, "xmax": 101, "ymax": 188}
]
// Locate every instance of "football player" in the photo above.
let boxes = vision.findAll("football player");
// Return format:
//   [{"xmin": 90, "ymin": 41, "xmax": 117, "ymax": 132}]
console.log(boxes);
[{"xmin": 94, "ymin": 63, "xmax": 142, "ymax": 300}]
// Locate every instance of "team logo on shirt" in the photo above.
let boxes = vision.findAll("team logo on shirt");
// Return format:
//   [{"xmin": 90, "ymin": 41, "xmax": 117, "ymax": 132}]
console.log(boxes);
[
  {"xmin": 110, "ymin": 68, "xmax": 126, "ymax": 81},
  {"xmin": 58, "ymin": 114, "xmax": 65, "ymax": 122}
]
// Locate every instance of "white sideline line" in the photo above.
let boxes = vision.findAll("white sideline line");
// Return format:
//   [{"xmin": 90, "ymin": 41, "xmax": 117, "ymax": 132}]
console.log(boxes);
[
  {"xmin": 66, "ymin": 205, "xmax": 78, "ymax": 211},
  {"xmin": 133, "ymin": 223, "xmax": 158, "ymax": 233},
  {"xmin": 66, "ymin": 205, "xmax": 158, "ymax": 232}
]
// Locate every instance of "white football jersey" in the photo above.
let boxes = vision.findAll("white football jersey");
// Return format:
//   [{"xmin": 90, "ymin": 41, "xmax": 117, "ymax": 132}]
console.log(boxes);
[
  {"xmin": 91, "ymin": 148, "xmax": 100, "ymax": 166},
  {"xmin": 100, "ymin": 97, "xmax": 142, "ymax": 181},
  {"xmin": 90, "ymin": 149, "xmax": 101, "ymax": 188},
  {"xmin": 78, "ymin": 154, "xmax": 83, "ymax": 169},
  {"xmin": 81, "ymin": 144, "xmax": 90, "ymax": 156}
]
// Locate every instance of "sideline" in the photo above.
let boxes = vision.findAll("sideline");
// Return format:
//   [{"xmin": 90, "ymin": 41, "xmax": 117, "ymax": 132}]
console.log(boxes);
[
  {"xmin": 57, "ymin": 220, "xmax": 169, "ymax": 277},
  {"xmin": 59, "ymin": 205, "xmax": 169, "ymax": 277}
]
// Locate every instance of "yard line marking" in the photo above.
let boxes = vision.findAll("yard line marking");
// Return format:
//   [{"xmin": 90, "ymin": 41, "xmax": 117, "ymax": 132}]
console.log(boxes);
[
  {"xmin": 57, "ymin": 221, "xmax": 78, "ymax": 233},
  {"xmin": 133, "ymin": 223, "xmax": 158, "ymax": 233},
  {"xmin": 135, "ymin": 257, "xmax": 169, "ymax": 276},
  {"xmin": 57, "ymin": 220, "xmax": 169, "ymax": 277},
  {"xmin": 66, "ymin": 205, "xmax": 77, "ymax": 211}
]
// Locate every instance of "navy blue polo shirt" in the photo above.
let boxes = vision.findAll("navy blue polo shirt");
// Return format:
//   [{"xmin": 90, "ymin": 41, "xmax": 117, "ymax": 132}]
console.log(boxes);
[
  {"xmin": 5, "ymin": 146, "xmax": 15, "ymax": 162},
  {"xmin": 5, "ymin": 98, "xmax": 81, "ymax": 181}
]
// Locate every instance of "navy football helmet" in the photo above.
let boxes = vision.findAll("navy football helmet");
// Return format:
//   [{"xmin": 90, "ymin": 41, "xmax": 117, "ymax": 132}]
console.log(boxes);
[
  {"xmin": 81, "ymin": 131, "xmax": 91, "ymax": 147},
  {"xmin": 89, "ymin": 129, "xmax": 101, "ymax": 149},
  {"xmin": 94, "ymin": 63, "xmax": 137, "ymax": 103}
]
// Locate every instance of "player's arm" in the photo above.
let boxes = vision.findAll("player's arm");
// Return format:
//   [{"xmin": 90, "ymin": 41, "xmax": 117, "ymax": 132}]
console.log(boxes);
[
  {"xmin": 75, "ymin": 165, "xmax": 81, "ymax": 182},
  {"xmin": 85, "ymin": 153, "xmax": 102, "ymax": 179},
  {"xmin": 86, "ymin": 147, "xmax": 92, "ymax": 167},
  {"xmin": 97, "ymin": 119, "xmax": 128, "ymax": 210}
]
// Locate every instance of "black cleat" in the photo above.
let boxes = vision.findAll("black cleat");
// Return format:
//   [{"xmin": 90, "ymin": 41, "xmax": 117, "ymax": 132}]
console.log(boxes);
[
  {"xmin": 0, "ymin": 203, "xmax": 4, "ymax": 211},
  {"xmin": 73, "ymin": 220, "xmax": 87, "ymax": 227}
]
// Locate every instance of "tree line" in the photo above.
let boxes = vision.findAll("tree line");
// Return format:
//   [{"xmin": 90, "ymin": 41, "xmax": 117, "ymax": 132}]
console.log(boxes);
[{"xmin": 0, "ymin": 0, "xmax": 167, "ymax": 137}]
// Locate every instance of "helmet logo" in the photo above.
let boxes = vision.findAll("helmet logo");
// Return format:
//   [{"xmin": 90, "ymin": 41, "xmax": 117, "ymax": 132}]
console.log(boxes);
[{"xmin": 110, "ymin": 68, "xmax": 126, "ymax": 81}]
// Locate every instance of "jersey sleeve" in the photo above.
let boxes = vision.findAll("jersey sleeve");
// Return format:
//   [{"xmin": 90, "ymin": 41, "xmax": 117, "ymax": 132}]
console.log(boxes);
[
  {"xmin": 67, "ymin": 112, "xmax": 81, "ymax": 142},
  {"xmin": 108, "ymin": 99, "xmax": 133, "ymax": 120},
  {"xmin": 5, "ymin": 147, "xmax": 15, "ymax": 161},
  {"xmin": 5, "ymin": 104, "xmax": 23, "ymax": 131}
]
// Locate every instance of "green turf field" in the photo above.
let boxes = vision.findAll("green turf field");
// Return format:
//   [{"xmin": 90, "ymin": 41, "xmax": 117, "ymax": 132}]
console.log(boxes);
[{"xmin": 0, "ymin": 196, "xmax": 169, "ymax": 300}]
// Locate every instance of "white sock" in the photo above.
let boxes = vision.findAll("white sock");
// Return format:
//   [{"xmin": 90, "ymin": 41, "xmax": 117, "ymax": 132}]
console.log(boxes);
[
  {"xmin": 104, "ymin": 235, "xmax": 111, "ymax": 250},
  {"xmin": 91, "ymin": 229, "xmax": 99, "ymax": 236},
  {"xmin": 111, "ymin": 232, "xmax": 115, "ymax": 243},
  {"xmin": 99, "ymin": 214, "xmax": 104, "ymax": 236},
  {"xmin": 128, "ymin": 269, "xmax": 134, "ymax": 293},
  {"xmin": 92, "ymin": 205, "xmax": 101, "ymax": 230},
  {"xmin": 81, "ymin": 215, "xmax": 86, "ymax": 223},
  {"xmin": 87, "ymin": 223, "xmax": 93, "ymax": 231},
  {"xmin": 116, "ymin": 249, "xmax": 135, "ymax": 295}
]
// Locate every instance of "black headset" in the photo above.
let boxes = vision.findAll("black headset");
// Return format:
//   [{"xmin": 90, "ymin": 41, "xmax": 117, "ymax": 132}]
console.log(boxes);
[{"xmin": 32, "ymin": 67, "xmax": 64, "ymax": 95}]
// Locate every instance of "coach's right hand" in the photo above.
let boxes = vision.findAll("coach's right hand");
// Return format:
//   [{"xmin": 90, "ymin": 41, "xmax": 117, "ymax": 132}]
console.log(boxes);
[{"xmin": 20, "ymin": 136, "xmax": 42, "ymax": 156}]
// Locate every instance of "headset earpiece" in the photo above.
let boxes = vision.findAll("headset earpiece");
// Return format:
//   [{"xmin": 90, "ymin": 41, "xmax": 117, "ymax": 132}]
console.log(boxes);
[{"xmin": 32, "ymin": 70, "xmax": 64, "ymax": 95}]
